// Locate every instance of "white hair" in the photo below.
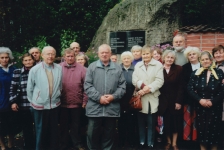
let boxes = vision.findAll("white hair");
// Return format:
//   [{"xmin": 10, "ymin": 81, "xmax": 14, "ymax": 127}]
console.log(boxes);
[
  {"xmin": 162, "ymin": 50, "xmax": 176, "ymax": 62},
  {"xmin": 0, "ymin": 47, "xmax": 14, "ymax": 60},
  {"xmin": 130, "ymin": 45, "xmax": 142, "ymax": 52},
  {"xmin": 28, "ymin": 47, "xmax": 41, "ymax": 54},
  {"xmin": 121, "ymin": 51, "xmax": 134, "ymax": 61},
  {"xmin": 42, "ymin": 46, "xmax": 56, "ymax": 54},
  {"xmin": 173, "ymin": 33, "xmax": 187, "ymax": 41},
  {"xmin": 184, "ymin": 46, "xmax": 200, "ymax": 62},
  {"xmin": 98, "ymin": 44, "xmax": 111, "ymax": 52}
]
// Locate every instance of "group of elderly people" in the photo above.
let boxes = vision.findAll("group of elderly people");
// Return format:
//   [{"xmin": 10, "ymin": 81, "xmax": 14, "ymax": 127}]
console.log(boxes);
[
  {"xmin": 0, "ymin": 45, "xmax": 89, "ymax": 150},
  {"xmin": 0, "ymin": 34, "xmax": 224, "ymax": 150},
  {"xmin": 118, "ymin": 40, "xmax": 224, "ymax": 150}
]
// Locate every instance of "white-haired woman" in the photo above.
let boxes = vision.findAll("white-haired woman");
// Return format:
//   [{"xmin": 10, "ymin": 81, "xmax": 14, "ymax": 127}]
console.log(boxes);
[
  {"xmin": 133, "ymin": 45, "xmax": 164, "ymax": 149},
  {"xmin": 158, "ymin": 50, "xmax": 183, "ymax": 150},
  {"xmin": 182, "ymin": 46, "xmax": 201, "ymax": 147},
  {"xmin": 0, "ymin": 47, "xmax": 16, "ymax": 150},
  {"xmin": 131, "ymin": 45, "xmax": 142, "ymax": 66},
  {"xmin": 118, "ymin": 51, "xmax": 136, "ymax": 148},
  {"xmin": 188, "ymin": 51, "xmax": 224, "ymax": 150}
]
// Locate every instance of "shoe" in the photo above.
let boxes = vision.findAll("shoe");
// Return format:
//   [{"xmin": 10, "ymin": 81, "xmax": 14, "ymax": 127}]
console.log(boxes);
[
  {"xmin": 147, "ymin": 145, "xmax": 154, "ymax": 149},
  {"xmin": 164, "ymin": 143, "xmax": 171, "ymax": 150},
  {"xmin": 172, "ymin": 145, "xmax": 179, "ymax": 150}
]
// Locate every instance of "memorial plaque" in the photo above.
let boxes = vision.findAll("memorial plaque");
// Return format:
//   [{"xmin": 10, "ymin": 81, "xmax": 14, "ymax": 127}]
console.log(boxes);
[{"xmin": 110, "ymin": 31, "xmax": 145, "ymax": 54}]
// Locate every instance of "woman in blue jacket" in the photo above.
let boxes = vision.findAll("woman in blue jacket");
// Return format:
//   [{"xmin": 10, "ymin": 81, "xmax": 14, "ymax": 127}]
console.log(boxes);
[{"xmin": 0, "ymin": 47, "xmax": 16, "ymax": 150}]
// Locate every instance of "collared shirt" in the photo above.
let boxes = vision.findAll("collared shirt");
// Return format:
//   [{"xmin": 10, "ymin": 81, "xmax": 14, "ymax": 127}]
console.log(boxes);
[
  {"xmin": 100, "ymin": 60, "xmax": 111, "ymax": 71},
  {"xmin": 0, "ymin": 64, "xmax": 13, "ymax": 72},
  {"xmin": 191, "ymin": 62, "xmax": 200, "ymax": 71}
]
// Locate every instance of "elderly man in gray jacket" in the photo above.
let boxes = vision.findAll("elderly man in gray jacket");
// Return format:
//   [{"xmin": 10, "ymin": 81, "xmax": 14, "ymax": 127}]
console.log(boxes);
[{"xmin": 84, "ymin": 44, "xmax": 126, "ymax": 150}]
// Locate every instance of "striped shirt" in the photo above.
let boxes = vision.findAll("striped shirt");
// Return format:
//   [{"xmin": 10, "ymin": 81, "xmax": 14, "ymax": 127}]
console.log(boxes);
[{"xmin": 9, "ymin": 67, "xmax": 31, "ymax": 109}]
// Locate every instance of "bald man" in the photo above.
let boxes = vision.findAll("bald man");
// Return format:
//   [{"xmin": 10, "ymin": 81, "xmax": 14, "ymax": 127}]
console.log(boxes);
[
  {"xmin": 70, "ymin": 42, "xmax": 81, "ymax": 55},
  {"xmin": 29, "ymin": 47, "xmax": 41, "ymax": 64}
]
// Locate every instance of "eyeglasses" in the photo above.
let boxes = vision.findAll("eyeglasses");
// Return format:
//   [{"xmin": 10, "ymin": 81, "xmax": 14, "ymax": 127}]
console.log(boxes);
[{"xmin": 45, "ymin": 53, "xmax": 56, "ymax": 56}]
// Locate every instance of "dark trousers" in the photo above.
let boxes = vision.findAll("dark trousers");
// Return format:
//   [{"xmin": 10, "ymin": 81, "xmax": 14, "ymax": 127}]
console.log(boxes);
[
  {"xmin": 31, "ymin": 107, "xmax": 59, "ymax": 150},
  {"xmin": 87, "ymin": 117, "xmax": 116, "ymax": 150},
  {"xmin": 19, "ymin": 109, "xmax": 35, "ymax": 149},
  {"xmin": 118, "ymin": 111, "xmax": 138, "ymax": 147},
  {"xmin": 59, "ymin": 107, "xmax": 82, "ymax": 150}
]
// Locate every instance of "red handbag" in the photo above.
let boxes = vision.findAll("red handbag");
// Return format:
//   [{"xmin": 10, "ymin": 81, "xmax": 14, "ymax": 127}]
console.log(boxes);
[{"xmin": 129, "ymin": 93, "xmax": 142, "ymax": 111}]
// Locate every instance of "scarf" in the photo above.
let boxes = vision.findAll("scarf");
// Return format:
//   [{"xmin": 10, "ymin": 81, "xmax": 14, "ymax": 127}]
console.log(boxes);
[{"xmin": 195, "ymin": 61, "xmax": 218, "ymax": 79}]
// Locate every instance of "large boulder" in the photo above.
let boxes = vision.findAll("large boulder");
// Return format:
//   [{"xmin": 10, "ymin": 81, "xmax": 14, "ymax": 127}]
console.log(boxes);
[{"xmin": 89, "ymin": 0, "xmax": 181, "ymax": 49}]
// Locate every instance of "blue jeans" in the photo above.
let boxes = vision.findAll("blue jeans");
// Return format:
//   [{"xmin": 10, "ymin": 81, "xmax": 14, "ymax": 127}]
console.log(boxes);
[
  {"xmin": 137, "ymin": 103, "xmax": 156, "ymax": 146},
  {"xmin": 31, "ymin": 107, "xmax": 59, "ymax": 150}
]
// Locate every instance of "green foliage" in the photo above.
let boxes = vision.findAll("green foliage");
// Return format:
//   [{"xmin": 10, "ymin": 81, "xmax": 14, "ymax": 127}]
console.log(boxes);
[
  {"xmin": 181, "ymin": 0, "xmax": 223, "ymax": 26},
  {"xmin": 0, "ymin": 0, "xmax": 121, "ymax": 56},
  {"xmin": 12, "ymin": 50, "xmax": 27, "ymax": 68},
  {"xmin": 60, "ymin": 29, "xmax": 78, "ymax": 55},
  {"xmin": 85, "ymin": 48, "xmax": 99, "ymax": 64}
]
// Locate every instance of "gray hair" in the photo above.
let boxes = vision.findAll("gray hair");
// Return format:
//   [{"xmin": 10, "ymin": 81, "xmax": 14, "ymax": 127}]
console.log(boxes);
[
  {"xmin": 121, "ymin": 51, "xmax": 134, "ymax": 61},
  {"xmin": 28, "ymin": 47, "xmax": 41, "ymax": 54},
  {"xmin": 62, "ymin": 48, "xmax": 75, "ymax": 56},
  {"xmin": 162, "ymin": 50, "xmax": 176, "ymax": 62},
  {"xmin": 0, "ymin": 47, "xmax": 14, "ymax": 61},
  {"xmin": 184, "ymin": 46, "xmax": 200, "ymax": 62},
  {"xmin": 200, "ymin": 51, "xmax": 213, "ymax": 61},
  {"xmin": 42, "ymin": 46, "xmax": 56, "ymax": 55},
  {"xmin": 173, "ymin": 33, "xmax": 187, "ymax": 41},
  {"xmin": 98, "ymin": 44, "xmax": 111, "ymax": 53},
  {"xmin": 130, "ymin": 45, "xmax": 142, "ymax": 52}
]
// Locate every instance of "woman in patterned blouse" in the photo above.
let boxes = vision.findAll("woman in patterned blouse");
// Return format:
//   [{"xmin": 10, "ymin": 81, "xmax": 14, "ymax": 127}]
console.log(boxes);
[{"xmin": 188, "ymin": 51, "xmax": 224, "ymax": 150}]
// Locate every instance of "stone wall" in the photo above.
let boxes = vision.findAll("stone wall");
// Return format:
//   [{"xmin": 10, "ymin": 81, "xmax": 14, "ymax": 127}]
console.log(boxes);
[{"xmin": 89, "ymin": 0, "xmax": 181, "ymax": 50}]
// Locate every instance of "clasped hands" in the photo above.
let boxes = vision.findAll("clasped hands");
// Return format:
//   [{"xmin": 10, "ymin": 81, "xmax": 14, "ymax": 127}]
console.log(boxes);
[
  {"xmin": 100, "ymin": 94, "xmax": 114, "ymax": 105},
  {"xmin": 199, "ymin": 99, "xmax": 212, "ymax": 108},
  {"xmin": 138, "ymin": 86, "xmax": 151, "ymax": 96}
]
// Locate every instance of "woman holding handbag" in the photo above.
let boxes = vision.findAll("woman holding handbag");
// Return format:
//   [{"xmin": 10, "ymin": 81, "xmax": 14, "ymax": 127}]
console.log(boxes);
[
  {"xmin": 132, "ymin": 45, "xmax": 164, "ymax": 149},
  {"xmin": 9, "ymin": 53, "xmax": 36, "ymax": 150}
]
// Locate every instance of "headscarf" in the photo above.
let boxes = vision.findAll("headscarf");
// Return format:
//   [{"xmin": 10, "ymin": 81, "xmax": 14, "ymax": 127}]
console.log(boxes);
[{"xmin": 195, "ymin": 51, "xmax": 218, "ymax": 80}]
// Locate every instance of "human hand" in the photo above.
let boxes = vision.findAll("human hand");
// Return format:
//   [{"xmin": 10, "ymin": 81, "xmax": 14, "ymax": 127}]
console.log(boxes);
[
  {"xmin": 199, "ymin": 99, "xmax": 208, "ymax": 107},
  {"xmin": 82, "ymin": 104, "xmax": 86, "ymax": 108},
  {"xmin": 138, "ymin": 90, "xmax": 145, "ymax": 96},
  {"xmin": 175, "ymin": 103, "xmax": 181, "ymax": 110},
  {"xmin": 100, "ymin": 96, "xmax": 110, "ymax": 105},
  {"xmin": 11, "ymin": 103, "xmax": 19, "ymax": 111},
  {"xmin": 104, "ymin": 94, "xmax": 114, "ymax": 103},
  {"xmin": 206, "ymin": 100, "xmax": 212, "ymax": 108},
  {"xmin": 143, "ymin": 86, "xmax": 150, "ymax": 94}
]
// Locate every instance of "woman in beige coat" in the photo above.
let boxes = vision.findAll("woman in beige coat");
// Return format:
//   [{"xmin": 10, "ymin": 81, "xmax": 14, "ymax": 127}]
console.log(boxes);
[{"xmin": 132, "ymin": 45, "xmax": 164, "ymax": 149}]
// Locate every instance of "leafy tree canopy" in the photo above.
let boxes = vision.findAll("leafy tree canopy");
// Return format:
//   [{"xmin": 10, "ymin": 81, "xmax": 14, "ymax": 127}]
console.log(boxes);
[{"xmin": 0, "ymin": 0, "xmax": 121, "ymax": 55}]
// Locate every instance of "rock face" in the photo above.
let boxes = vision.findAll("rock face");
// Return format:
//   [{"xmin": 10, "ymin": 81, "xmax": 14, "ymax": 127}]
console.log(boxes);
[{"xmin": 89, "ymin": 0, "xmax": 181, "ymax": 49}]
